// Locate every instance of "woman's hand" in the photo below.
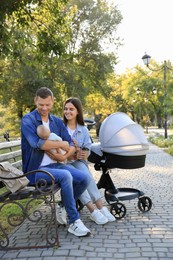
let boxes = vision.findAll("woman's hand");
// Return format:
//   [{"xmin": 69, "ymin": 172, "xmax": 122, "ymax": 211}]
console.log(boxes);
[
  {"xmin": 76, "ymin": 148, "xmax": 88, "ymax": 160},
  {"xmin": 68, "ymin": 154, "xmax": 76, "ymax": 161}
]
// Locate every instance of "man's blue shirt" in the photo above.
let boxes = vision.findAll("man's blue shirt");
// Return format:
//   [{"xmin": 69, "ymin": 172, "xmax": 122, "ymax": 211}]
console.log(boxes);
[{"xmin": 21, "ymin": 109, "xmax": 73, "ymax": 184}]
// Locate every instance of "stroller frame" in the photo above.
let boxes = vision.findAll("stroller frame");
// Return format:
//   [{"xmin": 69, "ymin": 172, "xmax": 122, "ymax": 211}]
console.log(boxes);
[{"xmin": 94, "ymin": 160, "xmax": 152, "ymax": 219}]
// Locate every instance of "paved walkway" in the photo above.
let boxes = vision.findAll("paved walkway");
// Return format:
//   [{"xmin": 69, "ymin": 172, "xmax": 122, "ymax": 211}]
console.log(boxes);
[{"xmin": 1, "ymin": 142, "xmax": 173, "ymax": 259}]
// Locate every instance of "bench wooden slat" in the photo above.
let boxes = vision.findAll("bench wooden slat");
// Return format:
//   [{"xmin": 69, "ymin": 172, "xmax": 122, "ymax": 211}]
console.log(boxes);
[
  {"xmin": 0, "ymin": 150, "xmax": 21, "ymax": 162},
  {"xmin": 9, "ymin": 189, "xmax": 33, "ymax": 200},
  {"xmin": 11, "ymin": 160, "xmax": 22, "ymax": 168},
  {"xmin": 0, "ymin": 190, "xmax": 11, "ymax": 202},
  {"xmin": 0, "ymin": 140, "xmax": 21, "ymax": 150}
]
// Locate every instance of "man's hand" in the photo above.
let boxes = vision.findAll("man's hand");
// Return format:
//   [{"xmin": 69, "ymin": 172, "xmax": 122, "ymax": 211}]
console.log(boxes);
[
  {"xmin": 46, "ymin": 150, "xmax": 66, "ymax": 162},
  {"xmin": 59, "ymin": 141, "xmax": 70, "ymax": 152}
]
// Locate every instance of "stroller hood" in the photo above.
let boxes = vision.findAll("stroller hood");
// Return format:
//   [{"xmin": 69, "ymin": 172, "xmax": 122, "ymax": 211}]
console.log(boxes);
[{"xmin": 99, "ymin": 112, "xmax": 149, "ymax": 156}]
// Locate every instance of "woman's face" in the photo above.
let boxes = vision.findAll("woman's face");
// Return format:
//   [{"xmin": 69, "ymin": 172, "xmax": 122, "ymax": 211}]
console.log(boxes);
[{"xmin": 64, "ymin": 102, "xmax": 78, "ymax": 121}]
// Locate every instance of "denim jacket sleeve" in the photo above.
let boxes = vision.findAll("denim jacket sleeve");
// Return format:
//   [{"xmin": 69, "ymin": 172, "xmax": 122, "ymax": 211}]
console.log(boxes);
[
  {"xmin": 21, "ymin": 112, "xmax": 45, "ymax": 150},
  {"xmin": 73, "ymin": 125, "xmax": 92, "ymax": 152},
  {"xmin": 82, "ymin": 126, "xmax": 92, "ymax": 151}
]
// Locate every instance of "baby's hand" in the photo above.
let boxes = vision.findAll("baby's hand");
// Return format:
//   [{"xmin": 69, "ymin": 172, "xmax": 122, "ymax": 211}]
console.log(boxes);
[
  {"xmin": 60, "ymin": 141, "xmax": 70, "ymax": 151},
  {"xmin": 58, "ymin": 148, "xmax": 66, "ymax": 155}
]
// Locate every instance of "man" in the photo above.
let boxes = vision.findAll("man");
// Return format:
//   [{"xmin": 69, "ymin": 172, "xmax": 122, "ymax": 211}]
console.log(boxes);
[{"xmin": 21, "ymin": 87, "xmax": 91, "ymax": 237}]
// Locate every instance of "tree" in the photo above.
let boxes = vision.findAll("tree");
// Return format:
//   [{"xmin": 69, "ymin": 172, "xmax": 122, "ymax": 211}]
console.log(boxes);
[
  {"xmin": 55, "ymin": 0, "xmax": 122, "ymax": 102},
  {"xmin": 116, "ymin": 61, "xmax": 173, "ymax": 128}
]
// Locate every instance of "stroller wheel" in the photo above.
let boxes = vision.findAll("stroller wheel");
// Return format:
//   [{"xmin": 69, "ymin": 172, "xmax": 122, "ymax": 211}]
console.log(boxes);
[
  {"xmin": 110, "ymin": 202, "xmax": 126, "ymax": 220},
  {"xmin": 138, "ymin": 196, "xmax": 152, "ymax": 212}
]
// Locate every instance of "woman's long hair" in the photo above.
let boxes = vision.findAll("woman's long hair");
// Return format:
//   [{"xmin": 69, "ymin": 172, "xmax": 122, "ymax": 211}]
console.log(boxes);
[{"xmin": 63, "ymin": 97, "xmax": 85, "ymax": 126}]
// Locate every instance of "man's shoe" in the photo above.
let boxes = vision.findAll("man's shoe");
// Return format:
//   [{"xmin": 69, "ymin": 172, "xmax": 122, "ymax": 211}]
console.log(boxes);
[
  {"xmin": 56, "ymin": 202, "xmax": 67, "ymax": 225},
  {"xmin": 90, "ymin": 209, "xmax": 108, "ymax": 224},
  {"xmin": 100, "ymin": 207, "xmax": 115, "ymax": 222},
  {"xmin": 68, "ymin": 219, "xmax": 90, "ymax": 237}
]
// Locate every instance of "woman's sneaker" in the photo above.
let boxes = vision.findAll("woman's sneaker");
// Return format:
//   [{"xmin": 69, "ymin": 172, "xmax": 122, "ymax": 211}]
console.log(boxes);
[
  {"xmin": 100, "ymin": 207, "xmax": 115, "ymax": 222},
  {"xmin": 90, "ymin": 209, "xmax": 108, "ymax": 224},
  {"xmin": 68, "ymin": 219, "xmax": 90, "ymax": 237},
  {"xmin": 56, "ymin": 202, "xmax": 67, "ymax": 225}
]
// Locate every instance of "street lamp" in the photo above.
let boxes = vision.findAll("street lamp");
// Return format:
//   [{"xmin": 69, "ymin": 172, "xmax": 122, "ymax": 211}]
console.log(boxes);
[{"xmin": 142, "ymin": 53, "xmax": 172, "ymax": 138}]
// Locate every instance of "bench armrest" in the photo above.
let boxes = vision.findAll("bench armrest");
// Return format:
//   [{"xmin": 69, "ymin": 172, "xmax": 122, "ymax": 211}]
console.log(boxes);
[{"xmin": 0, "ymin": 169, "xmax": 56, "ymax": 195}]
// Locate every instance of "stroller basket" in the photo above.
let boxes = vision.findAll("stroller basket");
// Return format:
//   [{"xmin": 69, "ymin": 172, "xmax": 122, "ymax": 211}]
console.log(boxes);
[{"xmin": 89, "ymin": 150, "xmax": 146, "ymax": 169}]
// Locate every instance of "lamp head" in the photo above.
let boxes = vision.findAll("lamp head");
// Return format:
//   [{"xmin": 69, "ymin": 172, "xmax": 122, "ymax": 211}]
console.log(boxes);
[{"xmin": 142, "ymin": 53, "xmax": 151, "ymax": 66}]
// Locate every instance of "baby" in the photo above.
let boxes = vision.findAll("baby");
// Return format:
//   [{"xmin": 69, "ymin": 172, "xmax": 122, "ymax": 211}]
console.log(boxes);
[{"xmin": 37, "ymin": 125, "xmax": 66, "ymax": 155}]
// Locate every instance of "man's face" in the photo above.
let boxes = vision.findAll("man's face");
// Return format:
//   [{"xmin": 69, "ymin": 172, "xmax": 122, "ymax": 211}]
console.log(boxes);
[{"xmin": 34, "ymin": 96, "xmax": 54, "ymax": 119}]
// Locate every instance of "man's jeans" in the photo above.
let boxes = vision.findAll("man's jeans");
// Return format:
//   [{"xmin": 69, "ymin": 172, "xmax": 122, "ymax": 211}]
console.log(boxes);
[{"xmin": 35, "ymin": 163, "xmax": 91, "ymax": 224}]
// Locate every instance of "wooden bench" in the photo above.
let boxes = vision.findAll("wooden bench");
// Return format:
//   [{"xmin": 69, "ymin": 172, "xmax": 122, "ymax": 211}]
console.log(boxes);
[{"xmin": 0, "ymin": 140, "xmax": 60, "ymax": 250}]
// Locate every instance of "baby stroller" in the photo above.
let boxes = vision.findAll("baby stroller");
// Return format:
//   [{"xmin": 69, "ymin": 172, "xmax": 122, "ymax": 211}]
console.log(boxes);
[{"xmin": 88, "ymin": 112, "xmax": 152, "ymax": 220}]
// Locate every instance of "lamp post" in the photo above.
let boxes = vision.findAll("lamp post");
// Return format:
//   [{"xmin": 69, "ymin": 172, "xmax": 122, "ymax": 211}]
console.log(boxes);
[
  {"xmin": 136, "ymin": 87, "xmax": 156, "ymax": 134},
  {"xmin": 142, "ymin": 53, "xmax": 171, "ymax": 139}
]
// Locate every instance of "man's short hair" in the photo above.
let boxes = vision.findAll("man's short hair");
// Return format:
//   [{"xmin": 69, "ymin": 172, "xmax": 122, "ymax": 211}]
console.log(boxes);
[{"xmin": 35, "ymin": 87, "xmax": 54, "ymax": 99}]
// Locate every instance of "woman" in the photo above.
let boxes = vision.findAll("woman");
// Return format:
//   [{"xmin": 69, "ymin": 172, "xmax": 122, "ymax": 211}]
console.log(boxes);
[{"xmin": 63, "ymin": 97, "xmax": 115, "ymax": 224}]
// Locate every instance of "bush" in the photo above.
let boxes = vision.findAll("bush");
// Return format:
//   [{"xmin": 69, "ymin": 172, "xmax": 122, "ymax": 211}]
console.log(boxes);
[
  {"xmin": 149, "ymin": 135, "xmax": 173, "ymax": 148},
  {"xmin": 166, "ymin": 146, "xmax": 173, "ymax": 156},
  {"xmin": 148, "ymin": 135, "xmax": 173, "ymax": 156}
]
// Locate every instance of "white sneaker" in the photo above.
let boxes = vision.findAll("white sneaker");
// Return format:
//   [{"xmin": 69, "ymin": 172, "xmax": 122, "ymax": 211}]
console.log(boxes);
[
  {"xmin": 100, "ymin": 207, "xmax": 115, "ymax": 222},
  {"xmin": 56, "ymin": 202, "xmax": 67, "ymax": 225},
  {"xmin": 68, "ymin": 219, "xmax": 90, "ymax": 237},
  {"xmin": 90, "ymin": 209, "xmax": 108, "ymax": 224}
]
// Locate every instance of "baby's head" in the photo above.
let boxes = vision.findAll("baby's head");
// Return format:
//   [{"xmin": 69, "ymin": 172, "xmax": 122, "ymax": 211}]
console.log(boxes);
[{"xmin": 37, "ymin": 125, "xmax": 50, "ymax": 139}]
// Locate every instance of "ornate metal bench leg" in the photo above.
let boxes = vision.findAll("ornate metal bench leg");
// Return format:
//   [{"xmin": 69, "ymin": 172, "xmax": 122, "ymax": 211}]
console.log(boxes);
[
  {"xmin": 44, "ymin": 195, "xmax": 60, "ymax": 247},
  {"xmin": 0, "ymin": 222, "xmax": 9, "ymax": 250}
]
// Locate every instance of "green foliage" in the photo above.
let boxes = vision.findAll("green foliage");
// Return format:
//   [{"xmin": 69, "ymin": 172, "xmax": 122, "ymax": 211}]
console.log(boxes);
[
  {"xmin": 166, "ymin": 146, "xmax": 173, "ymax": 156},
  {"xmin": 0, "ymin": 102, "xmax": 21, "ymax": 137},
  {"xmin": 118, "ymin": 62, "xmax": 173, "ymax": 127},
  {"xmin": 149, "ymin": 135, "xmax": 173, "ymax": 148},
  {"xmin": 0, "ymin": 0, "xmax": 69, "ymax": 57},
  {"xmin": 148, "ymin": 134, "xmax": 173, "ymax": 156}
]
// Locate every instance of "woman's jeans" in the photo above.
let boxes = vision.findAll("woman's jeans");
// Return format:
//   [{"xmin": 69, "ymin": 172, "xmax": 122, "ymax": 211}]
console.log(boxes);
[
  {"xmin": 69, "ymin": 160, "xmax": 101, "ymax": 206},
  {"xmin": 35, "ymin": 163, "xmax": 91, "ymax": 224}
]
